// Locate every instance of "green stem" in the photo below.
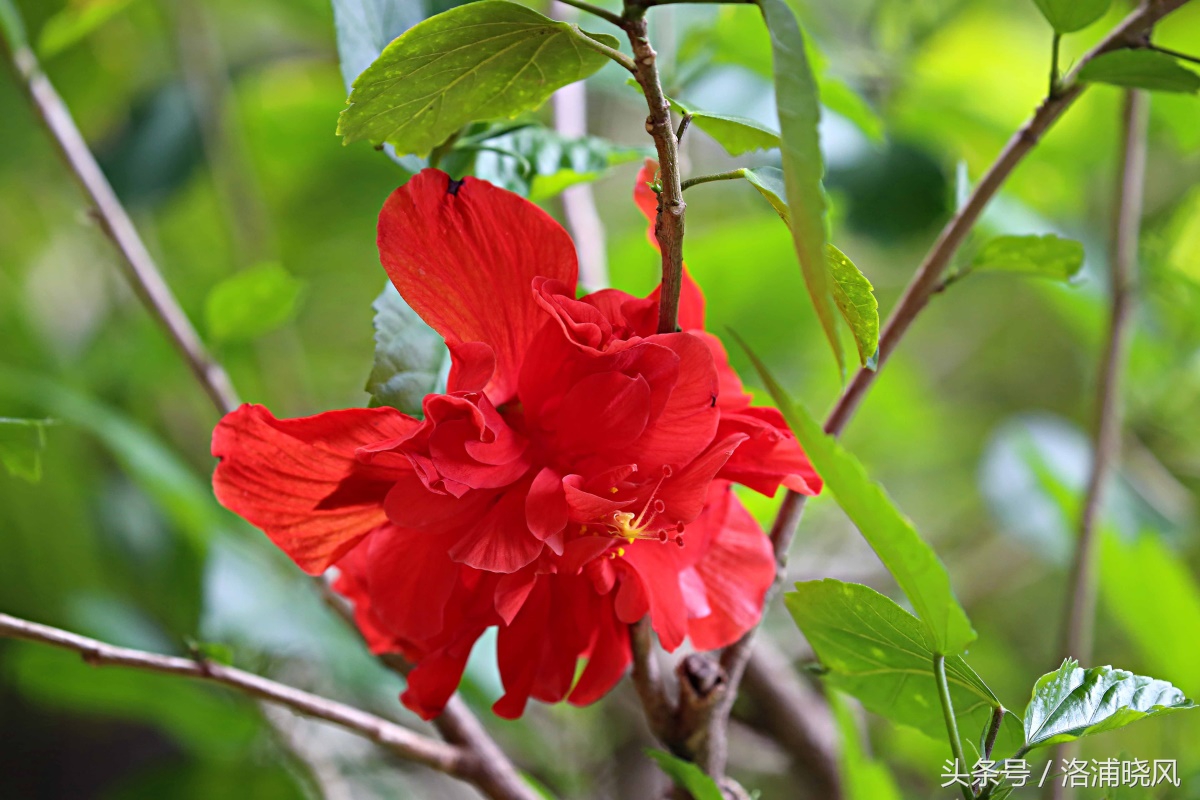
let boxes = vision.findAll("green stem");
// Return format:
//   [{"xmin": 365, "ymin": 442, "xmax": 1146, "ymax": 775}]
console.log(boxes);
[
  {"xmin": 680, "ymin": 169, "xmax": 746, "ymax": 191},
  {"xmin": 935, "ymin": 654, "xmax": 974, "ymax": 800},
  {"xmin": 568, "ymin": 25, "xmax": 637, "ymax": 73},
  {"xmin": 1050, "ymin": 32, "xmax": 1062, "ymax": 97},
  {"xmin": 1147, "ymin": 42, "xmax": 1200, "ymax": 66},
  {"xmin": 982, "ymin": 705, "xmax": 1005, "ymax": 761}
]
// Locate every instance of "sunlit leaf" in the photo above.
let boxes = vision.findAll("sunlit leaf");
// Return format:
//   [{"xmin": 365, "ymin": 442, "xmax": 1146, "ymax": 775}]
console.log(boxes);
[
  {"xmin": 339, "ymin": 1, "xmax": 620, "ymax": 156},
  {"xmin": 1077, "ymin": 50, "xmax": 1200, "ymax": 94},
  {"xmin": 738, "ymin": 165, "xmax": 789, "ymax": 221},
  {"xmin": 789, "ymin": 581, "xmax": 1022, "ymax": 760},
  {"xmin": 0, "ymin": 418, "xmax": 52, "ymax": 482},
  {"xmin": 669, "ymin": 97, "xmax": 780, "ymax": 156},
  {"xmin": 366, "ymin": 283, "xmax": 447, "ymax": 415},
  {"xmin": 827, "ymin": 245, "xmax": 879, "ymax": 368},
  {"xmin": 971, "ymin": 234, "xmax": 1084, "ymax": 282},
  {"xmin": 205, "ymin": 263, "xmax": 305, "ymax": 344},
  {"xmin": 1022, "ymin": 659, "xmax": 1194, "ymax": 751},
  {"xmin": 1030, "ymin": 0, "xmax": 1110, "ymax": 34},
  {"xmin": 645, "ymin": 750, "xmax": 723, "ymax": 800},
  {"xmin": 38, "ymin": 0, "xmax": 138, "ymax": 57},
  {"xmin": 739, "ymin": 346, "xmax": 975, "ymax": 655},
  {"xmin": 756, "ymin": 0, "xmax": 840, "ymax": 372}
]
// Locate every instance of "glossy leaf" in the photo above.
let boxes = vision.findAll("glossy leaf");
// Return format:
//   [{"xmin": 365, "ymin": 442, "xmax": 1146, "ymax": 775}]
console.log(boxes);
[
  {"xmin": 0, "ymin": 418, "xmax": 51, "ymax": 482},
  {"xmin": 741, "ymin": 347, "xmax": 975, "ymax": 655},
  {"xmin": 827, "ymin": 245, "xmax": 879, "ymax": 368},
  {"xmin": 339, "ymin": 1, "xmax": 620, "ymax": 156},
  {"xmin": 1023, "ymin": 659, "xmax": 1194, "ymax": 751},
  {"xmin": 366, "ymin": 283, "xmax": 447, "ymax": 415},
  {"xmin": 971, "ymin": 234, "xmax": 1084, "ymax": 281},
  {"xmin": 645, "ymin": 750, "xmax": 723, "ymax": 800},
  {"xmin": 830, "ymin": 691, "xmax": 903, "ymax": 800},
  {"xmin": 205, "ymin": 263, "xmax": 305, "ymax": 344},
  {"xmin": 670, "ymin": 97, "xmax": 780, "ymax": 156},
  {"xmin": 789, "ymin": 580, "xmax": 1022, "ymax": 759},
  {"xmin": 38, "ymin": 0, "xmax": 138, "ymax": 57},
  {"xmin": 1031, "ymin": 0, "xmax": 1110, "ymax": 34},
  {"xmin": 1077, "ymin": 50, "xmax": 1200, "ymax": 94},
  {"xmin": 739, "ymin": 166, "xmax": 789, "ymax": 221},
  {"xmin": 756, "ymin": 0, "xmax": 841, "ymax": 372}
]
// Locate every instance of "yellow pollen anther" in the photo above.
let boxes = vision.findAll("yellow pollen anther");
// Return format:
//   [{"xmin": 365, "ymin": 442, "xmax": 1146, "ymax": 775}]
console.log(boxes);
[
  {"xmin": 626, "ymin": 536, "xmax": 635, "ymax": 544},
  {"xmin": 609, "ymin": 486, "xmax": 618, "ymax": 494},
  {"xmin": 617, "ymin": 547, "xmax": 625, "ymax": 557},
  {"xmin": 580, "ymin": 525, "xmax": 588, "ymax": 534}
]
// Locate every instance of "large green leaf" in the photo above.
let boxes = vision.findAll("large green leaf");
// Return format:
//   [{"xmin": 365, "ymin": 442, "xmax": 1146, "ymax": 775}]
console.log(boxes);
[
  {"xmin": 789, "ymin": 581, "xmax": 1022, "ymax": 760},
  {"xmin": 827, "ymin": 245, "xmax": 879, "ymax": 368},
  {"xmin": 365, "ymin": 283, "xmax": 447, "ymax": 415},
  {"xmin": 1022, "ymin": 659, "xmax": 1194, "ymax": 752},
  {"xmin": 1030, "ymin": 0, "xmax": 1110, "ymax": 34},
  {"xmin": 0, "ymin": 418, "xmax": 52, "ymax": 482},
  {"xmin": 1077, "ymin": 50, "xmax": 1200, "ymax": 94},
  {"xmin": 971, "ymin": 234, "xmax": 1084, "ymax": 282},
  {"xmin": 829, "ymin": 691, "xmax": 903, "ymax": 800},
  {"xmin": 755, "ymin": 0, "xmax": 840, "ymax": 372},
  {"xmin": 204, "ymin": 263, "xmax": 305, "ymax": 344},
  {"xmin": 645, "ymin": 750, "xmax": 723, "ymax": 800},
  {"xmin": 338, "ymin": 1, "xmax": 620, "ymax": 156},
  {"xmin": 330, "ymin": 0, "xmax": 424, "ymax": 91},
  {"xmin": 669, "ymin": 97, "xmax": 780, "ymax": 156},
  {"xmin": 741, "ymin": 347, "xmax": 975, "ymax": 655}
]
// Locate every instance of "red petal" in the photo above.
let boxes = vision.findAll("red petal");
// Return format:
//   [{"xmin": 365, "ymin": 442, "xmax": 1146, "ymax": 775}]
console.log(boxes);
[
  {"xmin": 628, "ymin": 333, "xmax": 720, "ymax": 471},
  {"xmin": 495, "ymin": 569, "xmax": 538, "ymax": 625},
  {"xmin": 331, "ymin": 533, "xmax": 406, "ymax": 655},
  {"xmin": 366, "ymin": 523, "xmax": 461, "ymax": 642},
  {"xmin": 402, "ymin": 626, "xmax": 487, "ymax": 720},
  {"xmin": 378, "ymin": 170, "xmax": 578, "ymax": 404},
  {"xmin": 688, "ymin": 490, "xmax": 775, "ymax": 650},
  {"xmin": 212, "ymin": 404, "xmax": 416, "ymax": 574},
  {"xmin": 526, "ymin": 467, "xmax": 568, "ymax": 541},
  {"xmin": 567, "ymin": 601, "xmax": 631, "ymax": 706},
  {"xmin": 655, "ymin": 433, "xmax": 748, "ymax": 524},
  {"xmin": 494, "ymin": 581, "xmax": 552, "ymax": 719},
  {"xmin": 618, "ymin": 546, "xmax": 688, "ymax": 652},
  {"xmin": 552, "ymin": 371, "xmax": 652, "ymax": 455},
  {"xmin": 448, "ymin": 484, "xmax": 544, "ymax": 572}
]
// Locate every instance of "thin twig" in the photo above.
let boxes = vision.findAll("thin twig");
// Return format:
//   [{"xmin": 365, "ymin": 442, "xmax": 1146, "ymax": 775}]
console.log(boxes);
[
  {"xmin": 1051, "ymin": 88, "xmax": 1149, "ymax": 800},
  {"xmin": 0, "ymin": 613, "xmax": 470, "ymax": 776},
  {"xmin": 1145, "ymin": 42, "xmax": 1200, "ymax": 66},
  {"xmin": 718, "ymin": 0, "xmax": 1190, "ymax": 786},
  {"xmin": 621, "ymin": 3, "xmax": 686, "ymax": 334},
  {"xmin": 0, "ymin": 13, "xmax": 240, "ymax": 416},
  {"xmin": 554, "ymin": 0, "xmax": 626, "ymax": 27},
  {"xmin": 934, "ymin": 654, "xmax": 973, "ymax": 800},
  {"xmin": 680, "ymin": 170, "xmax": 746, "ymax": 191}
]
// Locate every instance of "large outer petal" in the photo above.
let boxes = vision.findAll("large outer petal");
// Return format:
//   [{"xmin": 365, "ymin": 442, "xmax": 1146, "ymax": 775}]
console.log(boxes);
[
  {"xmin": 378, "ymin": 170, "xmax": 579, "ymax": 404},
  {"xmin": 212, "ymin": 404, "xmax": 416, "ymax": 574}
]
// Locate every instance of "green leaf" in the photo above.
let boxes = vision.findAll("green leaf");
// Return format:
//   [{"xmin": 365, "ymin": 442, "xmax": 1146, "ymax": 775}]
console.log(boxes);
[
  {"xmin": 971, "ymin": 234, "xmax": 1084, "ymax": 281},
  {"xmin": 205, "ymin": 263, "xmax": 305, "ymax": 344},
  {"xmin": 1077, "ymin": 50, "xmax": 1200, "ymax": 94},
  {"xmin": 1030, "ymin": 0, "xmax": 1110, "ymax": 34},
  {"xmin": 1022, "ymin": 659, "xmax": 1195, "ymax": 751},
  {"xmin": 730, "ymin": 172, "xmax": 879, "ymax": 368},
  {"xmin": 789, "ymin": 581, "xmax": 1022, "ymax": 760},
  {"xmin": 0, "ymin": 418, "xmax": 52, "ymax": 482},
  {"xmin": 819, "ymin": 76, "xmax": 885, "ymax": 143},
  {"xmin": 366, "ymin": 283, "xmax": 447, "ymax": 415},
  {"xmin": 827, "ymin": 245, "xmax": 879, "ymax": 368},
  {"xmin": 645, "ymin": 750, "xmax": 724, "ymax": 800},
  {"xmin": 330, "ymin": 0, "xmax": 424, "ymax": 92},
  {"xmin": 739, "ymin": 346, "xmax": 975, "ymax": 655},
  {"xmin": 829, "ymin": 691, "xmax": 903, "ymax": 800},
  {"xmin": 464, "ymin": 125, "xmax": 644, "ymax": 200},
  {"xmin": 38, "ymin": 0, "xmax": 138, "ymax": 58},
  {"xmin": 756, "ymin": 0, "xmax": 840, "ymax": 373},
  {"xmin": 670, "ymin": 98, "xmax": 780, "ymax": 156},
  {"xmin": 338, "ymin": 1, "xmax": 620, "ymax": 156}
]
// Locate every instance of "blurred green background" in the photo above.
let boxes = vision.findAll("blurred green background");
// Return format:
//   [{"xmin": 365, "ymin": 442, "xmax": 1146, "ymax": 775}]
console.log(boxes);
[{"xmin": 1, "ymin": 0, "xmax": 1199, "ymax": 797}]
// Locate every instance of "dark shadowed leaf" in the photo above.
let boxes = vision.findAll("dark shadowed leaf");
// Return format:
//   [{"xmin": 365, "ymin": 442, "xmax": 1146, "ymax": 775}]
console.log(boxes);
[
  {"xmin": 1031, "ymin": 0, "xmax": 1110, "ymax": 34},
  {"xmin": 1023, "ymin": 659, "xmax": 1194, "ymax": 751},
  {"xmin": 205, "ymin": 263, "xmax": 305, "ymax": 344},
  {"xmin": 789, "ymin": 581, "xmax": 1022, "ymax": 760},
  {"xmin": 38, "ymin": 0, "xmax": 139, "ymax": 57},
  {"xmin": 0, "ymin": 418, "xmax": 52, "ymax": 482},
  {"xmin": 645, "ymin": 750, "xmax": 724, "ymax": 800},
  {"xmin": 756, "ymin": 0, "xmax": 840, "ymax": 372},
  {"xmin": 1078, "ymin": 50, "xmax": 1200, "ymax": 94},
  {"xmin": 971, "ymin": 234, "xmax": 1084, "ymax": 281},
  {"xmin": 339, "ymin": 1, "xmax": 620, "ymax": 156},
  {"xmin": 827, "ymin": 245, "xmax": 879, "ymax": 368},
  {"xmin": 740, "ymin": 346, "xmax": 975, "ymax": 655},
  {"xmin": 366, "ymin": 283, "xmax": 447, "ymax": 415}
]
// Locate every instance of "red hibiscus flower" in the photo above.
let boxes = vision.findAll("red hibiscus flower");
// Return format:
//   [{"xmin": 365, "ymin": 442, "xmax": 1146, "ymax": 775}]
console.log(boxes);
[{"xmin": 211, "ymin": 166, "xmax": 820, "ymax": 720}]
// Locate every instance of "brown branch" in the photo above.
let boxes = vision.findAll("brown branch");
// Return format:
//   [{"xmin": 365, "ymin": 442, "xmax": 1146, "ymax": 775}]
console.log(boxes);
[
  {"xmin": 1050, "ymin": 88, "xmax": 1149, "ymax": 800},
  {"xmin": 711, "ymin": 0, "xmax": 1190, "ymax": 787},
  {"xmin": 629, "ymin": 617, "xmax": 676, "ymax": 740},
  {"xmin": 315, "ymin": 578, "xmax": 540, "ymax": 800},
  {"xmin": 621, "ymin": 4, "xmax": 686, "ymax": 334},
  {"xmin": 0, "ymin": 16, "xmax": 240, "ymax": 416}
]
